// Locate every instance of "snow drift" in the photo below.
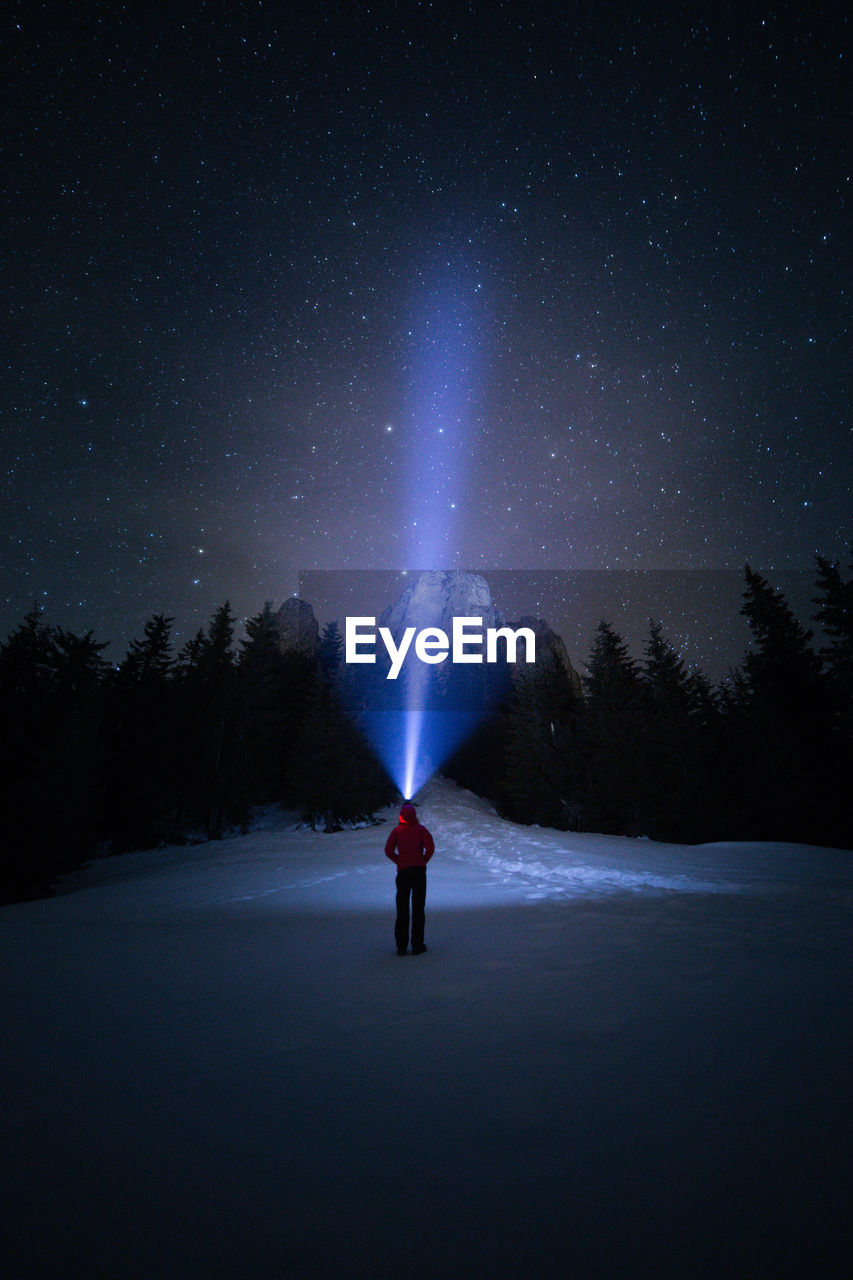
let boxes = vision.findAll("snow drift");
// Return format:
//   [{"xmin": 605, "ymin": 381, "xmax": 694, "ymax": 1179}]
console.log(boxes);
[{"xmin": 2, "ymin": 778, "xmax": 851, "ymax": 1278}]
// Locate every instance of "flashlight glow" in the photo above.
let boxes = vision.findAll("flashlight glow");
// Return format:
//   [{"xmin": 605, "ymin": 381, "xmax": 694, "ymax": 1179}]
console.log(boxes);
[
  {"xmin": 379, "ymin": 268, "xmax": 487, "ymax": 790},
  {"xmin": 363, "ymin": 704, "xmax": 483, "ymax": 800},
  {"xmin": 350, "ymin": 578, "xmax": 513, "ymax": 798},
  {"xmin": 402, "ymin": 703, "xmax": 424, "ymax": 799}
]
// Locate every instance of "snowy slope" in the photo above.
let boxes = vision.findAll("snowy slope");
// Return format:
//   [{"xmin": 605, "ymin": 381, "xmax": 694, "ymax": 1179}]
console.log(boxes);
[{"xmin": 2, "ymin": 778, "xmax": 851, "ymax": 1278}]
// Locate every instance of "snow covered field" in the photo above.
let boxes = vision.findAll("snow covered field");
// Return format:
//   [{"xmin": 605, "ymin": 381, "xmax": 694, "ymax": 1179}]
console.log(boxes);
[{"xmin": 3, "ymin": 777, "xmax": 851, "ymax": 1278}]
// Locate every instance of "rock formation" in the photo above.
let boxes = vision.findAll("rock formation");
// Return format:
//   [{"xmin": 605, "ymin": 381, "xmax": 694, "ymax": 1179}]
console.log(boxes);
[
  {"xmin": 509, "ymin": 614, "xmax": 582, "ymax": 695},
  {"xmin": 378, "ymin": 569, "xmax": 505, "ymax": 638},
  {"xmin": 374, "ymin": 569, "xmax": 580, "ymax": 703},
  {"xmin": 273, "ymin": 597, "xmax": 319, "ymax": 655}
]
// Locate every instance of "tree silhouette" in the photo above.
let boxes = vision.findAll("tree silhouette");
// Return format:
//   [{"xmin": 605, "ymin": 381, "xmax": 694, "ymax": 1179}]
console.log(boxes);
[
  {"xmin": 580, "ymin": 621, "xmax": 645, "ymax": 834},
  {"xmin": 319, "ymin": 620, "xmax": 344, "ymax": 685},
  {"xmin": 105, "ymin": 613, "xmax": 182, "ymax": 851},
  {"xmin": 813, "ymin": 552, "xmax": 853, "ymax": 708},
  {"xmin": 287, "ymin": 678, "xmax": 393, "ymax": 829},
  {"xmin": 639, "ymin": 620, "xmax": 719, "ymax": 840},
  {"xmin": 499, "ymin": 654, "xmax": 581, "ymax": 828},
  {"xmin": 175, "ymin": 602, "xmax": 241, "ymax": 838},
  {"xmin": 0, "ymin": 612, "xmax": 109, "ymax": 898},
  {"xmin": 236, "ymin": 602, "xmax": 293, "ymax": 805},
  {"xmin": 731, "ymin": 565, "xmax": 828, "ymax": 839}
]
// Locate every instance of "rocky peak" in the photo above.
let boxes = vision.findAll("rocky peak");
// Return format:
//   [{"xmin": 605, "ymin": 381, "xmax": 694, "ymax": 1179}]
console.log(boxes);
[
  {"xmin": 510, "ymin": 614, "xmax": 582, "ymax": 694},
  {"xmin": 273, "ymin": 597, "xmax": 319, "ymax": 655},
  {"xmin": 379, "ymin": 570, "xmax": 505, "ymax": 638}
]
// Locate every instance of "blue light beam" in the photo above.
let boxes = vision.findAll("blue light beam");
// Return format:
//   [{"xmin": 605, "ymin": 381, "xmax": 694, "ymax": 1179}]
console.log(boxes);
[{"xmin": 402, "ymin": 266, "xmax": 488, "ymax": 570}]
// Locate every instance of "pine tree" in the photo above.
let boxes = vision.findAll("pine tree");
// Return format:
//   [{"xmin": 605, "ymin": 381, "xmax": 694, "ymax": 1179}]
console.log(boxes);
[
  {"xmin": 106, "ymin": 614, "xmax": 182, "ymax": 850},
  {"xmin": 176, "ymin": 603, "xmax": 240, "ymax": 838},
  {"xmin": 0, "ymin": 613, "xmax": 110, "ymax": 898},
  {"xmin": 286, "ymin": 679, "xmax": 393, "ymax": 829},
  {"xmin": 53, "ymin": 629, "xmax": 109, "ymax": 694},
  {"xmin": 0, "ymin": 607, "xmax": 56, "ymax": 697},
  {"xmin": 734, "ymin": 565, "xmax": 827, "ymax": 839},
  {"xmin": 643, "ymin": 620, "xmax": 690, "ymax": 708},
  {"xmin": 811, "ymin": 552, "xmax": 853, "ymax": 843},
  {"xmin": 739, "ymin": 564, "xmax": 823, "ymax": 740},
  {"xmin": 0, "ymin": 611, "xmax": 60, "ymax": 896},
  {"xmin": 639, "ymin": 621, "xmax": 719, "ymax": 840},
  {"xmin": 499, "ymin": 654, "xmax": 582, "ymax": 828},
  {"xmin": 176, "ymin": 628, "xmax": 206, "ymax": 672},
  {"xmin": 119, "ymin": 614, "xmax": 174, "ymax": 685},
  {"xmin": 741, "ymin": 565, "xmax": 821, "ymax": 692},
  {"xmin": 236, "ymin": 602, "xmax": 291, "ymax": 805},
  {"xmin": 50, "ymin": 628, "xmax": 110, "ymax": 858},
  {"xmin": 813, "ymin": 552, "xmax": 853, "ymax": 705},
  {"xmin": 580, "ymin": 621, "xmax": 645, "ymax": 833},
  {"xmin": 319, "ymin": 620, "xmax": 344, "ymax": 686},
  {"xmin": 202, "ymin": 601, "xmax": 236, "ymax": 675}
]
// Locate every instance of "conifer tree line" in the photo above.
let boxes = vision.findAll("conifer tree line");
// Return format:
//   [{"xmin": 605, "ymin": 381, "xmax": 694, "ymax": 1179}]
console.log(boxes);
[
  {"xmin": 0, "ymin": 602, "xmax": 393, "ymax": 903},
  {"xmin": 458, "ymin": 555, "xmax": 851, "ymax": 851},
  {"xmin": 1, "ymin": 555, "xmax": 850, "ymax": 903}
]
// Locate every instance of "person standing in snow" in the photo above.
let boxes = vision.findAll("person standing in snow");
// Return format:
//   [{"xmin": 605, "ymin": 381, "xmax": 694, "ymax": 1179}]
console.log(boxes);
[{"xmin": 384, "ymin": 802, "xmax": 434, "ymax": 955}]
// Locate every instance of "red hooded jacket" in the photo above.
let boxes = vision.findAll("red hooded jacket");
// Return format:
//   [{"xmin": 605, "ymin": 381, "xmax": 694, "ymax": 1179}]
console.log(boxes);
[{"xmin": 384, "ymin": 804, "xmax": 435, "ymax": 871}]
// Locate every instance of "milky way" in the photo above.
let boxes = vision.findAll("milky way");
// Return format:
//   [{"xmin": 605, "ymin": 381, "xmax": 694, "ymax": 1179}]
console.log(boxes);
[{"xmin": 2, "ymin": 2, "xmax": 850, "ymax": 672}]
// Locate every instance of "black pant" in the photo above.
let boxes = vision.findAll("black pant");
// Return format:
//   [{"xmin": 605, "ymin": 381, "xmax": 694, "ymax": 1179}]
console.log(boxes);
[{"xmin": 395, "ymin": 866, "xmax": 426, "ymax": 950}]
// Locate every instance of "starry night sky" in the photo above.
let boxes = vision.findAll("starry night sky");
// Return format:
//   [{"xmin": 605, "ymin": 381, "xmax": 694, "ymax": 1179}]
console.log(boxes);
[{"xmin": 3, "ymin": 1, "xmax": 850, "ymax": 673}]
